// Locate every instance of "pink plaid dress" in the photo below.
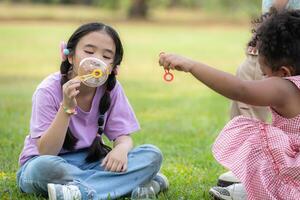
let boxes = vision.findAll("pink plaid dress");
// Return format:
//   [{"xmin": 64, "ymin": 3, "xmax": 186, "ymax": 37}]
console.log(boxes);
[{"xmin": 213, "ymin": 76, "xmax": 300, "ymax": 200}]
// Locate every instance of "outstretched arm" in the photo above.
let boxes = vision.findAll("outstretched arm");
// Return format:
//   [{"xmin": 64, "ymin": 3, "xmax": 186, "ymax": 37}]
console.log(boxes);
[{"xmin": 158, "ymin": 53, "xmax": 292, "ymax": 108}]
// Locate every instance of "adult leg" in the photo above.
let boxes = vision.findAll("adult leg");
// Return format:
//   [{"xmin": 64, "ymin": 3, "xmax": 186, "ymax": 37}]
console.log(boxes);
[{"xmin": 230, "ymin": 54, "xmax": 269, "ymax": 122}]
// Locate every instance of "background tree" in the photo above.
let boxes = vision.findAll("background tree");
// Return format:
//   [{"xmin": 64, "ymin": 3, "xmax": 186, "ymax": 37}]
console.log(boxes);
[{"xmin": 128, "ymin": 0, "xmax": 148, "ymax": 19}]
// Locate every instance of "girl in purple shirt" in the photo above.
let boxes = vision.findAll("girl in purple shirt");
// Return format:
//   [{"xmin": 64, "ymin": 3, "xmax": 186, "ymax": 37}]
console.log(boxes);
[{"xmin": 17, "ymin": 22, "xmax": 168, "ymax": 200}]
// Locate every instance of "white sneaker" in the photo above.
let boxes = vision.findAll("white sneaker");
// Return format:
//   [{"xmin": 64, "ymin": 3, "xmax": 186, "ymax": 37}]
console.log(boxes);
[
  {"xmin": 209, "ymin": 183, "xmax": 247, "ymax": 200},
  {"xmin": 217, "ymin": 171, "xmax": 240, "ymax": 187},
  {"xmin": 153, "ymin": 173, "xmax": 169, "ymax": 192},
  {"xmin": 47, "ymin": 183, "xmax": 82, "ymax": 200},
  {"xmin": 147, "ymin": 180, "xmax": 160, "ymax": 194}
]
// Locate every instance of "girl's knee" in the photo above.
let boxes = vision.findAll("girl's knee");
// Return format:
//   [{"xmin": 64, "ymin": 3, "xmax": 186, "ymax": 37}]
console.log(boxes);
[
  {"xmin": 25, "ymin": 155, "xmax": 71, "ymax": 182},
  {"xmin": 136, "ymin": 144, "xmax": 163, "ymax": 167},
  {"xmin": 18, "ymin": 155, "xmax": 71, "ymax": 195}
]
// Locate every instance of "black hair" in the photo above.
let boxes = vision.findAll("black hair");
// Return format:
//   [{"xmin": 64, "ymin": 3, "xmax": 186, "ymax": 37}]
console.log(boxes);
[
  {"xmin": 248, "ymin": 7, "xmax": 278, "ymax": 48},
  {"xmin": 60, "ymin": 22, "xmax": 124, "ymax": 162},
  {"xmin": 254, "ymin": 10, "xmax": 300, "ymax": 75}
]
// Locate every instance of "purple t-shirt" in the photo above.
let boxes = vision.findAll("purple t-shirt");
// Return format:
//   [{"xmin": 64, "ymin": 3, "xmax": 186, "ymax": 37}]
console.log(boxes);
[{"xmin": 19, "ymin": 72, "xmax": 140, "ymax": 166}]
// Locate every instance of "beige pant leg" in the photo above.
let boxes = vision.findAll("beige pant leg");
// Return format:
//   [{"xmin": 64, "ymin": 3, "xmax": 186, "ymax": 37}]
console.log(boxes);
[{"xmin": 230, "ymin": 54, "xmax": 270, "ymax": 122}]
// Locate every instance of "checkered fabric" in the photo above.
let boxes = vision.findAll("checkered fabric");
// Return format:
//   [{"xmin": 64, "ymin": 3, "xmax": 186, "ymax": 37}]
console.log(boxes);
[{"xmin": 213, "ymin": 76, "xmax": 300, "ymax": 200}]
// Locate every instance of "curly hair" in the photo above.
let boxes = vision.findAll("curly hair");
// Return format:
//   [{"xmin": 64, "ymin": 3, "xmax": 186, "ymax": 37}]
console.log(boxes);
[
  {"xmin": 255, "ymin": 10, "xmax": 300, "ymax": 75},
  {"xmin": 248, "ymin": 7, "xmax": 277, "ymax": 48}
]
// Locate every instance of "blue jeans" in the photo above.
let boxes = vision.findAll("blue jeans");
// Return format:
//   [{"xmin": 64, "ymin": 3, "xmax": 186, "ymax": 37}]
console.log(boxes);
[{"xmin": 16, "ymin": 144, "xmax": 162, "ymax": 200}]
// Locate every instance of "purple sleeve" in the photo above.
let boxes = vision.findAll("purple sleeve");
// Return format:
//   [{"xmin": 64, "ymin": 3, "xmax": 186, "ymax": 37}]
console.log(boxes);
[
  {"xmin": 30, "ymin": 89, "xmax": 59, "ymax": 138},
  {"xmin": 104, "ymin": 83, "xmax": 140, "ymax": 141}
]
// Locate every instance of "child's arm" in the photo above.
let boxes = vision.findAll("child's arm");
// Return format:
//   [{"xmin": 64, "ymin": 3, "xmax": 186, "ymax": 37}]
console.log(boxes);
[
  {"xmin": 159, "ymin": 53, "xmax": 293, "ymax": 109},
  {"xmin": 37, "ymin": 78, "xmax": 81, "ymax": 155},
  {"xmin": 101, "ymin": 135, "xmax": 133, "ymax": 172}
]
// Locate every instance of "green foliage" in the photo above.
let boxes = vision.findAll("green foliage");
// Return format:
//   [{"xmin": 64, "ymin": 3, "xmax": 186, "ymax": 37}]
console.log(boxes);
[
  {"xmin": 1, "ymin": 0, "xmax": 263, "ymax": 19},
  {"xmin": 4, "ymin": 0, "xmax": 262, "ymax": 10},
  {"xmin": 93, "ymin": 0, "xmax": 121, "ymax": 9}
]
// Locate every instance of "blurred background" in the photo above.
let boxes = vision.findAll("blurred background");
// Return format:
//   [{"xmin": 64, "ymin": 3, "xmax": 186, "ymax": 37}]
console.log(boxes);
[
  {"xmin": 0, "ymin": 0, "xmax": 261, "ymax": 22},
  {"xmin": 0, "ymin": 0, "xmax": 262, "ymax": 199}
]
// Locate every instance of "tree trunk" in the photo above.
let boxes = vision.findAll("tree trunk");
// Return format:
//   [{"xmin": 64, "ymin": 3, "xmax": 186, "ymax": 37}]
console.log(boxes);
[
  {"xmin": 128, "ymin": 0, "xmax": 148, "ymax": 19},
  {"xmin": 168, "ymin": 0, "xmax": 180, "ymax": 8},
  {"xmin": 83, "ymin": 0, "xmax": 93, "ymax": 5}
]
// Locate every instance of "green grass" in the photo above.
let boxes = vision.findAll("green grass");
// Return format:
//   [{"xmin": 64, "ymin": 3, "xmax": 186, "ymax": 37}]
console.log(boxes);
[{"xmin": 0, "ymin": 21, "xmax": 250, "ymax": 199}]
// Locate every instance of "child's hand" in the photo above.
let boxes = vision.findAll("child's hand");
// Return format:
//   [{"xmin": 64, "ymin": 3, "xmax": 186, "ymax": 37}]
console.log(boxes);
[
  {"xmin": 62, "ymin": 77, "xmax": 81, "ymax": 110},
  {"xmin": 101, "ymin": 145, "xmax": 128, "ymax": 172},
  {"xmin": 159, "ymin": 52, "xmax": 195, "ymax": 73}
]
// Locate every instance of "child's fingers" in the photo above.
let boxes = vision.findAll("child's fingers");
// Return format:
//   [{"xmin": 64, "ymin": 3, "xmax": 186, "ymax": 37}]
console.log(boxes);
[
  {"xmin": 110, "ymin": 160, "xmax": 119, "ymax": 172},
  {"xmin": 68, "ymin": 82, "xmax": 81, "ymax": 90},
  {"xmin": 158, "ymin": 56, "xmax": 165, "ymax": 66},
  {"xmin": 69, "ymin": 90, "xmax": 80, "ymax": 98},
  {"xmin": 104, "ymin": 159, "xmax": 113, "ymax": 171},
  {"xmin": 122, "ymin": 162, "xmax": 127, "ymax": 172},
  {"xmin": 65, "ymin": 83, "xmax": 81, "ymax": 97},
  {"xmin": 169, "ymin": 62, "xmax": 176, "ymax": 70},
  {"xmin": 64, "ymin": 82, "xmax": 80, "ymax": 92},
  {"xmin": 159, "ymin": 52, "xmax": 177, "ymax": 70},
  {"xmin": 101, "ymin": 156, "xmax": 108, "ymax": 167},
  {"xmin": 65, "ymin": 79, "xmax": 81, "ymax": 88},
  {"xmin": 163, "ymin": 59, "xmax": 171, "ymax": 69},
  {"xmin": 158, "ymin": 52, "xmax": 168, "ymax": 66},
  {"xmin": 63, "ymin": 80, "xmax": 76, "ymax": 90},
  {"xmin": 70, "ymin": 76, "xmax": 81, "ymax": 83},
  {"xmin": 68, "ymin": 84, "xmax": 81, "ymax": 93},
  {"xmin": 116, "ymin": 162, "xmax": 123, "ymax": 172}
]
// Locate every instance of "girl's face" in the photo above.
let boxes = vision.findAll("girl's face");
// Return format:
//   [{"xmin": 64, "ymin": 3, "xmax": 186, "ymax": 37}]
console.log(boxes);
[
  {"xmin": 68, "ymin": 30, "xmax": 116, "ymax": 76},
  {"xmin": 259, "ymin": 56, "xmax": 274, "ymax": 78},
  {"xmin": 258, "ymin": 55, "xmax": 290, "ymax": 78}
]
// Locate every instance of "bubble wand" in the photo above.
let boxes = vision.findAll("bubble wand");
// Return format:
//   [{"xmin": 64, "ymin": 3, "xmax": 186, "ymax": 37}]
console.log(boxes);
[
  {"xmin": 160, "ymin": 52, "xmax": 174, "ymax": 82},
  {"xmin": 163, "ymin": 69, "xmax": 174, "ymax": 82}
]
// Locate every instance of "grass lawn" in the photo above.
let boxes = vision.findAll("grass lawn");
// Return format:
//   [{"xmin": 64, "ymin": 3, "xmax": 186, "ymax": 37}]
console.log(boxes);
[{"xmin": 0, "ymin": 21, "xmax": 250, "ymax": 199}]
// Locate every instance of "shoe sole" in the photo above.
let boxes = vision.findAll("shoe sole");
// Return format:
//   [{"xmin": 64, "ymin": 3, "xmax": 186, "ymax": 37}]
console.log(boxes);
[
  {"xmin": 217, "ymin": 179, "xmax": 240, "ymax": 187},
  {"xmin": 154, "ymin": 173, "xmax": 169, "ymax": 191},
  {"xmin": 47, "ymin": 183, "xmax": 57, "ymax": 200},
  {"xmin": 209, "ymin": 188, "xmax": 231, "ymax": 200}
]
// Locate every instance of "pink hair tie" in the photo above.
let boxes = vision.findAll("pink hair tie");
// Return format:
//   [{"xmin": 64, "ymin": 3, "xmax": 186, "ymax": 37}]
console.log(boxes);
[{"xmin": 60, "ymin": 41, "xmax": 70, "ymax": 61}]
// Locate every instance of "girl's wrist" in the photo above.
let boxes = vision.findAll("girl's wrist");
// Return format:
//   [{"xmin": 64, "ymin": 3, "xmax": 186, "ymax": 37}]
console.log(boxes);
[
  {"xmin": 60, "ymin": 102, "xmax": 77, "ymax": 115},
  {"xmin": 115, "ymin": 143, "xmax": 132, "ymax": 153}
]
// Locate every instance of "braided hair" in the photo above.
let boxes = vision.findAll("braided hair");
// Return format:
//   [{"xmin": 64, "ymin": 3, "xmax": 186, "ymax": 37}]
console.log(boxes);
[
  {"xmin": 60, "ymin": 22, "xmax": 124, "ymax": 162},
  {"xmin": 255, "ymin": 10, "xmax": 300, "ymax": 75}
]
